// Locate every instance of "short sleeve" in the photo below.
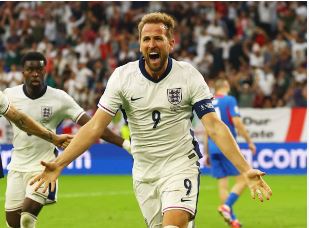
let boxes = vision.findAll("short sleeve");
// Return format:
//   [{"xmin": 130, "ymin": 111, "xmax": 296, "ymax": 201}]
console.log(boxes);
[
  {"xmin": 188, "ymin": 65, "xmax": 213, "ymax": 105},
  {"xmin": 98, "ymin": 68, "xmax": 123, "ymax": 116},
  {"xmin": 187, "ymin": 64, "xmax": 215, "ymax": 119},
  {"xmin": 0, "ymin": 91, "xmax": 10, "ymax": 115},
  {"xmin": 60, "ymin": 91, "xmax": 85, "ymax": 122}
]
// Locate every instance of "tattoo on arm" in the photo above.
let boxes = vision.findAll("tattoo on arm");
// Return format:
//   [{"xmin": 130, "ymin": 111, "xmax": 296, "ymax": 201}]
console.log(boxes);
[
  {"xmin": 10, "ymin": 110, "xmax": 54, "ymax": 143},
  {"xmin": 13, "ymin": 114, "xmax": 28, "ymax": 131},
  {"xmin": 47, "ymin": 129, "xmax": 54, "ymax": 142}
]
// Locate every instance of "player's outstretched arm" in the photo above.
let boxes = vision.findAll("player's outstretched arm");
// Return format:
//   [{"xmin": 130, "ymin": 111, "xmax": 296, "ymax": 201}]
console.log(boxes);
[
  {"xmin": 4, "ymin": 105, "xmax": 72, "ymax": 148},
  {"xmin": 30, "ymin": 109, "xmax": 113, "ymax": 192},
  {"xmin": 203, "ymin": 130, "xmax": 210, "ymax": 167},
  {"xmin": 201, "ymin": 112, "xmax": 272, "ymax": 202},
  {"xmin": 77, "ymin": 114, "xmax": 131, "ymax": 153}
]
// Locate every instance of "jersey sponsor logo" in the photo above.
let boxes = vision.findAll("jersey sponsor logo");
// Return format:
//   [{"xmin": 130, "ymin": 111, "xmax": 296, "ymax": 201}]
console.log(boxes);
[
  {"xmin": 167, "ymin": 88, "xmax": 182, "ymax": 105},
  {"xmin": 130, "ymin": 97, "xmax": 143, "ymax": 101},
  {"xmin": 41, "ymin": 106, "xmax": 52, "ymax": 122}
]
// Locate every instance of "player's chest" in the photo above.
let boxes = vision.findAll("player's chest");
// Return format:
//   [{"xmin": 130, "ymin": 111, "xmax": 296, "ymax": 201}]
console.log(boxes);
[
  {"xmin": 122, "ymin": 81, "xmax": 190, "ymax": 112},
  {"xmin": 11, "ymin": 96, "xmax": 62, "ymax": 124}
]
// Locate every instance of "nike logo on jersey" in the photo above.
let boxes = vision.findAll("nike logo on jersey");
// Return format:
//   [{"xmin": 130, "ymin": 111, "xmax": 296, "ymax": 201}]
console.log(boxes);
[
  {"xmin": 131, "ymin": 97, "xmax": 143, "ymax": 101},
  {"xmin": 180, "ymin": 198, "xmax": 192, "ymax": 202}
]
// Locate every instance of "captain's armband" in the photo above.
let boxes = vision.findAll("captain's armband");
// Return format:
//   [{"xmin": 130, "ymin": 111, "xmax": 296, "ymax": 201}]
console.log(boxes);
[{"xmin": 193, "ymin": 99, "xmax": 215, "ymax": 119}]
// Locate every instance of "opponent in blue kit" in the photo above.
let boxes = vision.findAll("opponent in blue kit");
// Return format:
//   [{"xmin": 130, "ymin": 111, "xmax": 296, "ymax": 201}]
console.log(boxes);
[
  {"xmin": 31, "ymin": 13, "xmax": 271, "ymax": 228},
  {"xmin": 204, "ymin": 79, "xmax": 256, "ymax": 228}
]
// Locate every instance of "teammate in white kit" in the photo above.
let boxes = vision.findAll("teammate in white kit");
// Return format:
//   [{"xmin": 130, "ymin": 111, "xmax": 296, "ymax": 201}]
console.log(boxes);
[
  {"xmin": 0, "ymin": 91, "xmax": 71, "ymax": 179},
  {"xmin": 31, "ymin": 13, "xmax": 272, "ymax": 228},
  {"xmin": 4, "ymin": 52, "xmax": 130, "ymax": 228}
]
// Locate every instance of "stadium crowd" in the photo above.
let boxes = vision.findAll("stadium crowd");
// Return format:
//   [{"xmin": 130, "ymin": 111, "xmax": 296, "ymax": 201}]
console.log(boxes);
[{"xmin": 0, "ymin": 1, "xmax": 306, "ymax": 110}]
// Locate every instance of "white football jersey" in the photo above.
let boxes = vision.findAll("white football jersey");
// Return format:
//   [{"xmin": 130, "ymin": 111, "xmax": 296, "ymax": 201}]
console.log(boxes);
[
  {"xmin": 0, "ymin": 90, "xmax": 10, "ymax": 115},
  {"xmin": 4, "ymin": 85, "xmax": 85, "ymax": 172},
  {"xmin": 99, "ymin": 58, "xmax": 213, "ymax": 181}
]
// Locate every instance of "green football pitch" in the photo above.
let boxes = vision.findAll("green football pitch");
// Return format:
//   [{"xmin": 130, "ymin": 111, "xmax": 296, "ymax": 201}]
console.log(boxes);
[{"xmin": 0, "ymin": 175, "xmax": 306, "ymax": 228}]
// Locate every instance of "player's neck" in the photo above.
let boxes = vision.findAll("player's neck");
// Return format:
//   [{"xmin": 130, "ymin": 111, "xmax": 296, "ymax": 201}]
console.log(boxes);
[
  {"xmin": 23, "ymin": 84, "xmax": 47, "ymax": 99},
  {"xmin": 145, "ymin": 61, "xmax": 168, "ymax": 80},
  {"xmin": 215, "ymin": 91, "xmax": 227, "ymax": 96}
]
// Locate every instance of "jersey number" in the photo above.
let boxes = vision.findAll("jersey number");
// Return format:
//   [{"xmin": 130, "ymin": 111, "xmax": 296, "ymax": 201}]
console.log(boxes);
[
  {"xmin": 152, "ymin": 110, "xmax": 161, "ymax": 129},
  {"xmin": 184, "ymin": 179, "xmax": 192, "ymax": 195}
]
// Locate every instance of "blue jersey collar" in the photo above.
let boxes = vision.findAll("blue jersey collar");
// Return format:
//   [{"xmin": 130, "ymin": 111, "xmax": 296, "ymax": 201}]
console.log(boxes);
[{"xmin": 139, "ymin": 56, "xmax": 172, "ymax": 83}]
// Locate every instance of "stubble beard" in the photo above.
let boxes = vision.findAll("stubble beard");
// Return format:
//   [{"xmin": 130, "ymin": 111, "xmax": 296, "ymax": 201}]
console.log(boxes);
[{"xmin": 145, "ymin": 54, "xmax": 168, "ymax": 73}]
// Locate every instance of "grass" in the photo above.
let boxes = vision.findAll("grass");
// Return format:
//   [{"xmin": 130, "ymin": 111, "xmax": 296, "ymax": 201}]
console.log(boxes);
[{"xmin": 0, "ymin": 175, "xmax": 306, "ymax": 227}]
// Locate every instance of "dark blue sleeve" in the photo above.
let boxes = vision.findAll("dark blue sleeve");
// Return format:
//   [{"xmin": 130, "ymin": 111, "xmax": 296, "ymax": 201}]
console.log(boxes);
[{"xmin": 193, "ymin": 99, "xmax": 215, "ymax": 119}]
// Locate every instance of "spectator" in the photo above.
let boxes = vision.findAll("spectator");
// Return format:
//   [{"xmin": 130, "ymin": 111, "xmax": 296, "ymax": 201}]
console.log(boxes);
[
  {"xmin": 254, "ymin": 64, "xmax": 275, "ymax": 96},
  {"xmin": 0, "ymin": 59, "xmax": 8, "ymax": 87},
  {"xmin": 7, "ymin": 64, "xmax": 23, "ymax": 87},
  {"xmin": 294, "ymin": 83, "xmax": 307, "ymax": 107},
  {"xmin": 0, "ymin": 2, "xmax": 305, "ymax": 110},
  {"xmin": 238, "ymin": 83, "xmax": 254, "ymax": 107}
]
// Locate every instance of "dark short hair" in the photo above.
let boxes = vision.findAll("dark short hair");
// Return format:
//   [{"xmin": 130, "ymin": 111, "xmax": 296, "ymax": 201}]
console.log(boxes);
[{"xmin": 21, "ymin": 52, "xmax": 47, "ymax": 66}]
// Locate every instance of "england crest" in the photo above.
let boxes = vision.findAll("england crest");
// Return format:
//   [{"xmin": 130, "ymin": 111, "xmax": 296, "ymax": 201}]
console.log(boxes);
[
  {"xmin": 41, "ymin": 106, "xmax": 52, "ymax": 121},
  {"xmin": 167, "ymin": 88, "xmax": 182, "ymax": 105}
]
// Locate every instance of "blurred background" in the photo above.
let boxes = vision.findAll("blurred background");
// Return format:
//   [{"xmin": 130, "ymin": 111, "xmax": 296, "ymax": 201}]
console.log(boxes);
[{"xmin": 0, "ymin": 1, "xmax": 307, "ymax": 227}]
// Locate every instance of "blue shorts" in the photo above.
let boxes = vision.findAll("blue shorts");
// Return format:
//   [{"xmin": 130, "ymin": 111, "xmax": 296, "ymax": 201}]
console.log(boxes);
[{"xmin": 209, "ymin": 153, "xmax": 240, "ymax": 179}]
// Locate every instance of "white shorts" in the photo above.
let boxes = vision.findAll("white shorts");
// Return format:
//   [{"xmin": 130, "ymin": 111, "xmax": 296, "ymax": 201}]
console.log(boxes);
[
  {"xmin": 133, "ymin": 163, "xmax": 200, "ymax": 228},
  {"xmin": 5, "ymin": 170, "xmax": 58, "ymax": 211}
]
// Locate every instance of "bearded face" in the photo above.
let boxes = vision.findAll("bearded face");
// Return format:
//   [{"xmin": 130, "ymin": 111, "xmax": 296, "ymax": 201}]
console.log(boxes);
[{"xmin": 140, "ymin": 23, "xmax": 174, "ymax": 76}]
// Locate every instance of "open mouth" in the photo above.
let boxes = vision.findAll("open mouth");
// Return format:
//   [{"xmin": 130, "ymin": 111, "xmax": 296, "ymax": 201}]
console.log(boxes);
[
  {"xmin": 31, "ymin": 80, "xmax": 40, "ymax": 85},
  {"xmin": 149, "ymin": 52, "xmax": 160, "ymax": 60}
]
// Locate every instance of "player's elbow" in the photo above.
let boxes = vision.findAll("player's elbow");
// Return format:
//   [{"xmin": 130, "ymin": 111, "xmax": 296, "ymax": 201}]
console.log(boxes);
[
  {"xmin": 206, "ymin": 126, "xmax": 217, "ymax": 140},
  {"xmin": 207, "ymin": 119, "xmax": 230, "ymax": 141},
  {"xmin": 206, "ymin": 118, "xmax": 221, "ymax": 140}
]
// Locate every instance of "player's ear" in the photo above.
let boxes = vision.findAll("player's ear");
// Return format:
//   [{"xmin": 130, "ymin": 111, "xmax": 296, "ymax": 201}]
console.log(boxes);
[{"xmin": 169, "ymin": 39, "xmax": 175, "ymax": 52}]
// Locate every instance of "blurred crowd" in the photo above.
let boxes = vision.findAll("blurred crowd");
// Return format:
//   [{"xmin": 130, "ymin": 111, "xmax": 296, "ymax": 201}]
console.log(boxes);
[{"xmin": 0, "ymin": 1, "xmax": 307, "ymax": 110}]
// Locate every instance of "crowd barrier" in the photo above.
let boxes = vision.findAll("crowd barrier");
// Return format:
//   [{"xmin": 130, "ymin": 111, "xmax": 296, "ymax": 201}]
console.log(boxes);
[{"xmin": 1, "ymin": 142, "xmax": 306, "ymax": 175}]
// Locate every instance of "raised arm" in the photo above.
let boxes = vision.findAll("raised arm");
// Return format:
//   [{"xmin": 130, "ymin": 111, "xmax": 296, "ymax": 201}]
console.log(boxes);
[
  {"xmin": 201, "ymin": 112, "xmax": 272, "ymax": 202},
  {"xmin": 4, "ymin": 105, "xmax": 71, "ymax": 148}
]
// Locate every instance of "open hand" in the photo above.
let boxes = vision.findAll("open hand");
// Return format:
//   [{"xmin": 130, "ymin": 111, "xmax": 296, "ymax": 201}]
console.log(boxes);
[
  {"xmin": 30, "ymin": 161, "xmax": 63, "ymax": 193},
  {"xmin": 243, "ymin": 169, "xmax": 272, "ymax": 202}
]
